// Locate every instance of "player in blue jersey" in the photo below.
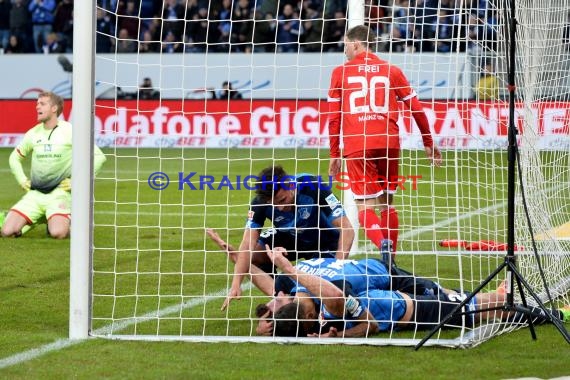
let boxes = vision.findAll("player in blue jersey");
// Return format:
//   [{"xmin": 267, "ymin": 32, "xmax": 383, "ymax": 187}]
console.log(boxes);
[
  {"xmin": 265, "ymin": 247, "xmax": 570, "ymax": 337},
  {"xmin": 209, "ymin": 230, "xmax": 570, "ymax": 336},
  {"xmin": 209, "ymin": 228, "xmax": 439, "ymax": 298},
  {"xmin": 254, "ymin": 251, "xmax": 445, "ymax": 336},
  {"xmin": 289, "ymin": 256, "xmax": 441, "ymax": 297},
  {"xmin": 207, "ymin": 228, "xmax": 445, "ymax": 335},
  {"xmin": 221, "ymin": 165, "xmax": 354, "ymax": 310}
]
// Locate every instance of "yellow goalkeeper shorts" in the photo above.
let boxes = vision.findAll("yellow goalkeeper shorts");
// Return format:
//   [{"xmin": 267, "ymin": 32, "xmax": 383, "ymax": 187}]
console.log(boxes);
[{"xmin": 10, "ymin": 188, "xmax": 71, "ymax": 224}]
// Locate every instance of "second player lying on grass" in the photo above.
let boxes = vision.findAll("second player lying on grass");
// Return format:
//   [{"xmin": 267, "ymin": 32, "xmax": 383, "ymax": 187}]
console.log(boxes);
[
  {"xmin": 208, "ymin": 228, "xmax": 458, "ymax": 336},
  {"xmin": 264, "ymin": 246, "xmax": 570, "ymax": 338},
  {"xmin": 208, "ymin": 228, "xmax": 439, "ymax": 298}
]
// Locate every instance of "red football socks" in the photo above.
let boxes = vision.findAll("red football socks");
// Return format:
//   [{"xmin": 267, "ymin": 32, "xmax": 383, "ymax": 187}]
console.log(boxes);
[
  {"xmin": 358, "ymin": 208, "xmax": 384, "ymax": 248},
  {"xmin": 379, "ymin": 207, "xmax": 399, "ymax": 252}
]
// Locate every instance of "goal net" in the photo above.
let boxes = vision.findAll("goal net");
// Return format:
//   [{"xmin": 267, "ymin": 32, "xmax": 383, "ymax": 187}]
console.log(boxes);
[
  {"xmin": 84, "ymin": 0, "xmax": 570, "ymax": 347},
  {"xmin": 513, "ymin": 0, "xmax": 570, "ymax": 309}
]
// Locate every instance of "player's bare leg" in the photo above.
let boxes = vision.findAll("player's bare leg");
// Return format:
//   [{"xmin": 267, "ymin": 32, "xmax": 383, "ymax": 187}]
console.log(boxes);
[
  {"xmin": 376, "ymin": 193, "xmax": 391, "ymax": 214},
  {"xmin": 496, "ymin": 279, "xmax": 508, "ymax": 294},
  {"xmin": 47, "ymin": 215, "xmax": 70, "ymax": 239},
  {"xmin": 475, "ymin": 292, "xmax": 508, "ymax": 321},
  {"xmin": 1, "ymin": 211, "xmax": 29, "ymax": 238}
]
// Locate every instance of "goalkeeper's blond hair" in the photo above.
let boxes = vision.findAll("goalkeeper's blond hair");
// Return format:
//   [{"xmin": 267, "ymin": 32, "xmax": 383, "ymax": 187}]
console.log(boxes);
[{"xmin": 39, "ymin": 91, "xmax": 64, "ymax": 116}]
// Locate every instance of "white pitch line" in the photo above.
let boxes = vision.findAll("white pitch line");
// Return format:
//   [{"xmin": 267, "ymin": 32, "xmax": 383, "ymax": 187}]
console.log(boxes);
[
  {"xmin": 92, "ymin": 284, "xmax": 254, "ymax": 336},
  {"xmin": 0, "ymin": 283, "xmax": 254, "ymax": 370},
  {"xmin": 399, "ymin": 202, "xmax": 506, "ymax": 240},
  {"xmin": 93, "ymin": 210, "xmax": 441, "ymax": 221},
  {"xmin": 0, "ymin": 339, "xmax": 80, "ymax": 370},
  {"xmin": 1, "ymin": 181, "xmax": 565, "ymax": 369},
  {"xmin": 94, "ymin": 210, "xmax": 245, "ymax": 217},
  {"xmin": 0, "ymin": 200, "xmax": 488, "ymax": 369}
]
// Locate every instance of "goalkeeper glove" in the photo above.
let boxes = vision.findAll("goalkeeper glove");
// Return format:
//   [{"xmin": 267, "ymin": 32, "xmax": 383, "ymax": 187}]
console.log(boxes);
[
  {"xmin": 58, "ymin": 178, "xmax": 71, "ymax": 192},
  {"xmin": 20, "ymin": 179, "xmax": 31, "ymax": 192}
]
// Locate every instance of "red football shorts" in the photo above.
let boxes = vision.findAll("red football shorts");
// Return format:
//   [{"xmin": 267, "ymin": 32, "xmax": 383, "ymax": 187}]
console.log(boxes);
[{"xmin": 344, "ymin": 148, "xmax": 400, "ymax": 199}]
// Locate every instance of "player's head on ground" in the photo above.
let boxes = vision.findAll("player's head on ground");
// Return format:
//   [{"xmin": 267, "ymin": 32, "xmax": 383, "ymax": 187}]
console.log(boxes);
[
  {"xmin": 255, "ymin": 291, "xmax": 298, "ymax": 336},
  {"xmin": 36, "ymin": 91, "xmax": 64, "ymax": 123},
  {"xmin": 273, "ymin": 301, "xmax": 315, "ymax": 337},
  {"xmin": 344, "ymin": 25, "xmax": 376, "ymax": 60},
  {"xmin": 255, "ymin": 165, "xmax": 295, "ymax": 211},
  {"xmin": 265, "ymin": 291, "xmax": 295, "ymax": 314}
]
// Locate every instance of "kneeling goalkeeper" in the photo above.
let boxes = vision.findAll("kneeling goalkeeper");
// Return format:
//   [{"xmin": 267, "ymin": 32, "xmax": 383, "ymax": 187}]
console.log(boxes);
[{"xmin": 1, "ymin": 92, "xmax": 106, "ymax": 239}]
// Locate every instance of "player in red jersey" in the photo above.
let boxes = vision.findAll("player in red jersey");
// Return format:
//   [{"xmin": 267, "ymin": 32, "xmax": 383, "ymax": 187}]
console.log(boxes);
[{"xmin": 327, "ymin": 25, "xmax": 442, "ymax": 257}]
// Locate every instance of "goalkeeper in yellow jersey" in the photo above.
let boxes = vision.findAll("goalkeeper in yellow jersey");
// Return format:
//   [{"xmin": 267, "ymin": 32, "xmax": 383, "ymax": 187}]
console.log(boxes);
[{"xmin": 0, "ymin": 91, "xmax": 106, "ymax": 239}]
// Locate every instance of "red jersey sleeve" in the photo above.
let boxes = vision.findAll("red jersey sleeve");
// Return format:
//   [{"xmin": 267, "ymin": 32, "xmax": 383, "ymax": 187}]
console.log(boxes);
[
  {"xmin": 390, "ymin": 65, "xmax": 415, "ymax": 102},
  {"xmin": 409, "ymin": 97, "xmax": 434, "ymax": 148},
  {"xmin": 327, "ymin": 66, "xmax": 343, "ymax": 158},
  {"xmin": 391, "ymin": 66, "xmax": 434, "ymax": 148}
]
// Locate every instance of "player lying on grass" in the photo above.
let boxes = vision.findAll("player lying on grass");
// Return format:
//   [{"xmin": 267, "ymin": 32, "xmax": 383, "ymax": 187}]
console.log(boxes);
[
  {"xmin": 208, "ymin": 228, "xmax": 451, "ymax": 335},
  {"xmin": 209, "ymin": 228, "xmax": 439, "ymax": 296},
  {"xmin": 1, "ymin": 91, "xmax": 106, "ymax": 239},
  {"xmin": 221, "ymin": 165, "xmax": 354, "ymax": 310},
  {"xmin": 264, "ymin": 246, "xmax": 570, "ymax": 338}
]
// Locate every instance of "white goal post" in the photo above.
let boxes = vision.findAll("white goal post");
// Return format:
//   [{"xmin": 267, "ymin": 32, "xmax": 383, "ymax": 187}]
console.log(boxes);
[
  {"xmin": 69, "ymin": 0, "xmax": 570, "ymax": 346},
  {"xmin": 69, "ymin": 0, "xmax": 96, "ymax": 339}
]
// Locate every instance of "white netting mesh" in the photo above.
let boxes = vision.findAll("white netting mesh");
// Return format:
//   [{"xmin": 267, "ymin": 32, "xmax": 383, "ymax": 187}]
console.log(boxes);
[
  {"xmin": 89, "ymin": 0, "xmax": 570, "ymax": 347},
  {"xmin": 514, "ymin": 0, "xmax": 570, "ymax": 305}
]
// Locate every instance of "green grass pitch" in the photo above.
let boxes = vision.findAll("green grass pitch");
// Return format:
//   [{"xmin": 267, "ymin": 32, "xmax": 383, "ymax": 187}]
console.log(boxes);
[{"xmin": 0, "ymin": 147, "xmax": 568, "ymax": 379}]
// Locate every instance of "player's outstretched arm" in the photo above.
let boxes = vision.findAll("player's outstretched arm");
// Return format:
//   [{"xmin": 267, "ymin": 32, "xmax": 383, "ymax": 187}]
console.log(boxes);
[
  {"xmin": 331, "ymin": 215, "xmax": 354, "ymax": 259},
  {"xmin": 207, "ymin": 228, "xmax": 274, "ymax": 297},
  {"xmin": 308, "ymin": 305, "xmax": 378, "ymax": 338},
  {"xmin": 337, "ymin": 308, "xmax": 379, "ymax": 338},
  {"xmin": 222, "ymin": 228, "xmax": 260, "ymax": 310},
  {"xmin": 327, "ymin": 86, "xmax": 342, "ymax": 176},
  {"xmin": 206, "ymin": 228, "xmax": 237, "ymax": 260},
  {"xmin": 267, "ymin": 246, "xmax": 344, "ymax": 307}
]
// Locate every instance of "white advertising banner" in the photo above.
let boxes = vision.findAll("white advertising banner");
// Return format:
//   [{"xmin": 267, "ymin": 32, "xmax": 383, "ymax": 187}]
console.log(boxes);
[{"xmin": 0, "ymin": 53, "xmax": 472, "ymax": 100}]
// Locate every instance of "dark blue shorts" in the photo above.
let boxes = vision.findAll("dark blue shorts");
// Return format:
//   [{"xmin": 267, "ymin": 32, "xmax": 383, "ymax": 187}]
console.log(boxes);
[
  {"xmin": 413, "ymin": 292, "xmax": 477, "ymax": 329},
  {"xmin": 258, "ymin": 228, "xmax": 337, "ymax": 261}
]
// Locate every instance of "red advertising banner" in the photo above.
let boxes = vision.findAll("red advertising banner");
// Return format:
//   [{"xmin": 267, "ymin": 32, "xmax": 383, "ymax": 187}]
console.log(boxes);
[{"xmin": 1, "ymin": 99, "xmax": 569, "ymax": 149}]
